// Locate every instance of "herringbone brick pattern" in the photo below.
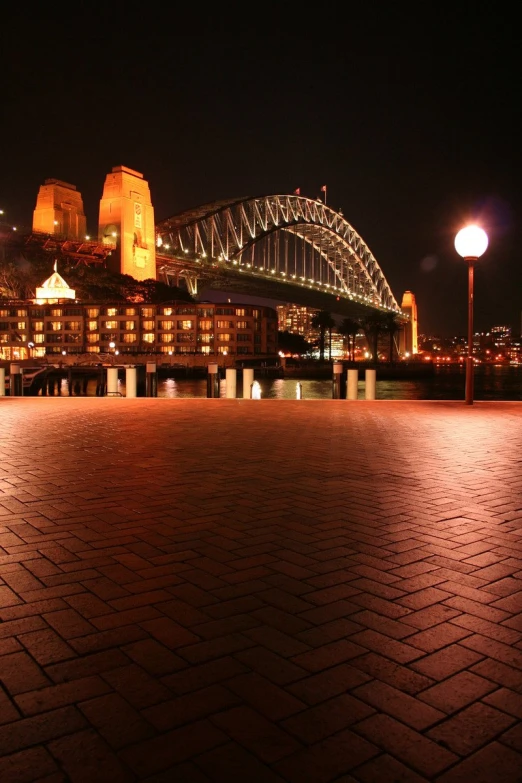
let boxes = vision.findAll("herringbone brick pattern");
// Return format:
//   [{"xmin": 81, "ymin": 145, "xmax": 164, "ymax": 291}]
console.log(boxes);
[{"xmin": 0, "ymin": 398, "xmax": 521, "ymax": 782}]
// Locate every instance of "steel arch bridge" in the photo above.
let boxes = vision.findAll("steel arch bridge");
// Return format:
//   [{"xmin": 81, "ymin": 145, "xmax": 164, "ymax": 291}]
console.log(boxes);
[{"xmin": 155, "ymin": 194, "xmax": 403, "ymax": 319}]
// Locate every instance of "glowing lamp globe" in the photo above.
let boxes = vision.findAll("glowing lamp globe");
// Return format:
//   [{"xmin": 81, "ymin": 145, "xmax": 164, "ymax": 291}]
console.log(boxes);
[{"xmin": 455, "ymin": 225, "xmax": 488, "ymax": 260}]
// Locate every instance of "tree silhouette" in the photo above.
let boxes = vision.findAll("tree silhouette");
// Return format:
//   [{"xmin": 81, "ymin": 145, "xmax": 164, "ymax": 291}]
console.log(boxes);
[
  {"xmin": 384, "ymin": 312, "xmax": 405, "ymax": 362},
  {"xmin": 361, "ymin": 312, "xmax": 388, "ymax": 365},
  {"xmin": 311, "ymin": 310, "xmax": 336, "ymax": 361},
  {"xmin": 338, "ymin": 317, "xmax": 361, "ymax": 362},
  {"xmin": 277, "ymin": 331, "xmax": 312, "ymax": 356}
]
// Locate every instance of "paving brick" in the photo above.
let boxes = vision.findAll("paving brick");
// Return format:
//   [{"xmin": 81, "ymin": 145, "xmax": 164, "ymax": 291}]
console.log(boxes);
[
  {"xmin": 274, "ymin": 728, "xmax": 378, "ymax": 783},
  {"xmin": 101, "ymin": 662, "xmax": 172, "ymax": 708},
  {"xmin": 45, "ymin": 649, "xmax": 131, "ymax": 683},
  {"xmin": 1, "ymin": 651, "xmax": 51, "ymax": 695},
  {"xmin": 470, "ymin": 658, "xmax": 522, "ymax": 693},
  {"xmin": 410, "ymin": 643, "xmax": 484, "ymax": 681},
  {"xmin": 459, "ymin": 632, "xmax": 522, "ymax": 670},
  {"xmin": 435, "ymin": 741, "xmax": 522, "ymax": 782},
  {"xmin": 18, "ymin": 628, "xmax": 75, "ymax": 665},
  {"xmin": 352, "ymin": 679, "xmax": 445, "ymax": 729},
  {"xmin": 14, "ymin": 675, "xmax": 111, "ymax": 717},
  {"xmin": 483, "ymin": 686, "xmax": 522, "ymax": 719},
  {"xmin": 0, "ymin": 706, "xmax": 87, "ymax": 756},
  {"xmin": 0, "ymin": 685, "xmax": 21, "ymax": 724},
  {"xmin": 281, "ymin": 693, "xmax": 375, "ymax": 743},
  {"xmin": 195, "ymin": 741, "xmax": 286, "ymax": 783},
  {"xmin": 286, "ymin": 662, "xmax": 371, "ymax": 705},
  {"xmin": 351, "ymin": 652, "xmax": 435, "ymax": 695},
  {"xmin": 354, "ymin": 753, "xmax": 430, "ymax": 782},
  {"xmin": 48, "ymin": 728, "xmax": 134, "ymax": 781},
  {"xmin": 119, "ymin": 719, "xmax": 228, "ymax": 776},
  {"xmin": 0, "ymin": 747, "xmax": 59, "ymax": 783},
  {"xmin": 143, "ymin": 684, "xmax": 241, "ymax": 732},
  {"xmin": 427, "ymin": 701, "xmax": 516, "ymax": 755},
  {"xmin": 353, "ymin": 713, "xmax": 458, "ymax": 777},
  {"xmin": 78, "ymin": 692, "xmax": 155, "ymax": 749},
  {"xmin": 418, "ymin": 670, "xmax": 497, "ymax": 713}
]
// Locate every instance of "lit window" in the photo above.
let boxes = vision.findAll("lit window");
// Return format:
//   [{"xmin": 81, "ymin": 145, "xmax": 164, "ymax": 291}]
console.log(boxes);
[
  {"xmin": 143, "ymin": 333, "xmax": 154, "ymax": 343},
  {"xmin": 86, "ymin": 308, "xmax": 99, "ymax": 317},
  {"xmin": 47, "ymin": 322, "xmax": 62, "ymax": 331},
  {"xmin": 141, "ymin": 308, "xmax": 154, "ymax": 317},
  {"xmin": 87, "ymin": 320, "xmax": 98, "ymax": 331},
  {"xmin": 122, "ymin": 333, "xmax": 137, "ymax": 343},
  {"xmin": 199, "ymin": 320, "xmax": 212, "ymax": 330},
  {"xmin": 32, "ymin": 321, "xmax": 44, "ymax": 331},
  {"xmin": 124, "ymin": 321, "xmax": 136, "ymax": 330},
  {"xmin": 50, "ymin": 309, "xmax": 63, "ymax": 317},
  {"xmin": 142, "ymin": 320, "xmax": 155, "ymax": 330},
  {"xmin": 177, "ymin": 320, "xmax": 193, "ymax": 330},
  {"xmin": 106, "ymin": 307, "xmax": 118, "ymax": 317},
  {"xmin": 86, "ymin": 334, "xmax": 99, "ymax": 343},
  {"xmin": 103, "ymin": 320, "xmax": 118, "ymax": 329},
  {"xmin": 235, "ymin": 308, "xmax": 246, "ymax": 316},
  {"xmin": 159, "ymin": 320, "xmax": 175, "ymax": 330}
]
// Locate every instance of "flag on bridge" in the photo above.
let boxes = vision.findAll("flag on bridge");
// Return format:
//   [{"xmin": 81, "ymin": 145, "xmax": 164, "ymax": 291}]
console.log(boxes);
[
  {"xmin": 293, "ymin": 188, "xmax": 300, "ymax": 195},
  {"xmin": 320, "ymin": 185, "xmax": 326, "ymax": 192}
]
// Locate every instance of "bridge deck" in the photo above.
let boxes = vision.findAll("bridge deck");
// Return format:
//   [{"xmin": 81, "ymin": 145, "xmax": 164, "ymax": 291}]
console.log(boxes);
[{"xmin": 0, "ymin": 398, "xmax": 521, "ymax": 782}]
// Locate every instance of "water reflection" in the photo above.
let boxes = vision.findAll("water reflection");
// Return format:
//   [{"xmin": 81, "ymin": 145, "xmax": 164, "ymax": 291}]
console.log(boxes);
[{"xmin": 59, "ymin": 365, "xmax": 522, "ymax": 401}]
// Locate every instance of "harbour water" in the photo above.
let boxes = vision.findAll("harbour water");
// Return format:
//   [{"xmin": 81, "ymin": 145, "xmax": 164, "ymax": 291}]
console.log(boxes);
[{"xmin": 51, "ymin": 364, "xmax": 522, "ymax": 401}]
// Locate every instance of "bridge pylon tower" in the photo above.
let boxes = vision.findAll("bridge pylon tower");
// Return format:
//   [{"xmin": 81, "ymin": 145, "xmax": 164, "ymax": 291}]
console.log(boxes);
[{"xmin": 98, "ymin": 165, "xmax": 156, "ymax": 281}]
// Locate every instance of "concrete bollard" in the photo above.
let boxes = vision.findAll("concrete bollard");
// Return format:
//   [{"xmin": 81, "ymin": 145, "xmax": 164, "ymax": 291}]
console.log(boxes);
[
  {"xmin": 10, "ymin": 363, "xmax": 22, "ymax": 396},
  {"xmin": 0, "ymin": 367, "xmax": 5, "ymax": 396},
  {"xmin": 125, "ymin": 367, "xmax": 137, "ymax": 398},
  {"xmin": 107, "ymin": 367, "xmax": 119, "ymax": 396},
  {"xmin": 207, "ymin": 362, "xmax": 219, "ymax": 398},
  {"xmin": 332, "ymin": 362, "xmax": 344, "ymax": 399},
  {"xmin": 225, "ymin": 368, "xmax": 237, "ymax": 398},
  {"xmin": 347, "ymin": 368, "xmax": 358, "ymax": 400},
  {"xmin": 146, "ymin": 362, "xmax": 157, "ymax": 397},
  {"xmin": 243, "ymin": 368, "xmax": 254, "ymax": 398},
  {"xmin": 365, "ymin": 368, "xmax": 376, "ymax": 400}
]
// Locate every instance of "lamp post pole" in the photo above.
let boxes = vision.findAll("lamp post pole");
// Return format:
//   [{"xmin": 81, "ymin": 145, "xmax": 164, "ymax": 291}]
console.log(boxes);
[
  {"xmin": 455, "ymin": 225, "xmax": 488, "ymax": 407},
  {"xmin": 465, "ymin": 257, "xmax": 475, "ymax": 406}
]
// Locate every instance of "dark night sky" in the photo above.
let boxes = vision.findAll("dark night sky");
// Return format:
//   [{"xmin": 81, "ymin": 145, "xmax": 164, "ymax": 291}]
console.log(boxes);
[{"xmin": 1, "ymin": 6, "xmax": 520, "ymax": 336}]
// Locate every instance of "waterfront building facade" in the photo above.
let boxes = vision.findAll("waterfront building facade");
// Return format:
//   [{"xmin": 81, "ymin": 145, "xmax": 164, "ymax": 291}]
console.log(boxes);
[{"xmin": 0, "ymin": 300, "xmax": 278, "ymax": 362}]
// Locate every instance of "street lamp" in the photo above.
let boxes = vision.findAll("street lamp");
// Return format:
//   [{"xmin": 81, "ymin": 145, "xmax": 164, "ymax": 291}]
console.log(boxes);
[{"xmin": 454, "ymin": 225, "xmax": 488, "ymax": 405}]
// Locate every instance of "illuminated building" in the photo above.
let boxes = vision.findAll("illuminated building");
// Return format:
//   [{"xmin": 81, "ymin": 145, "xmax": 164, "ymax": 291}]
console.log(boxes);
[
  {"xmin": 32, "ymin": 179, "xmax": 86, "ymax": 240},
  {"xmin": 98, "ymin": 165, "xmax": 157, "ymax": 281},
  {"xmin": 399, "ymin": 290, "xmax": 418, "ymax": 354},
  {"xmin": 0, "ymin": 288, "xmax": 277, "ymax": 363},
  {"xmin": 34, "ymin": 262, "xmax": 76, "ymax": 304}
]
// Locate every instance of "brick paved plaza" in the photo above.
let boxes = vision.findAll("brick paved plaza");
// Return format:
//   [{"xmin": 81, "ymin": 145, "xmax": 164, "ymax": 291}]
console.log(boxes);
[{"xmin": 0, "ymin": 397, "xmax": 521, "ymax": 782}]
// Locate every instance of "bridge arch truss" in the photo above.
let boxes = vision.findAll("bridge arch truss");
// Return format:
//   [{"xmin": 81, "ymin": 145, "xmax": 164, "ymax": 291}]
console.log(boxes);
[{"xmin": 156, "ymin": 194, "xmax": 402, "ymax": 315}]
